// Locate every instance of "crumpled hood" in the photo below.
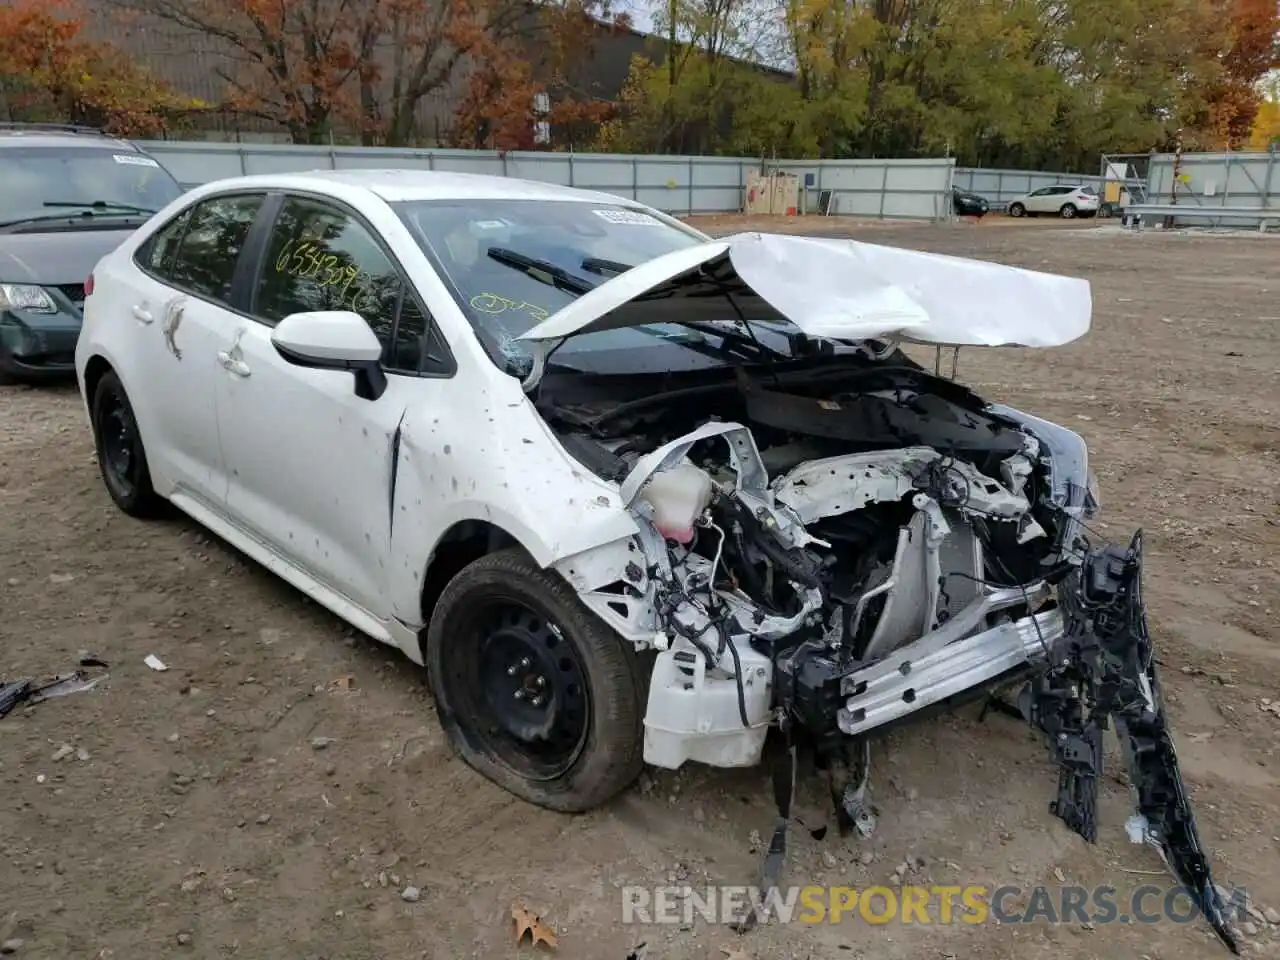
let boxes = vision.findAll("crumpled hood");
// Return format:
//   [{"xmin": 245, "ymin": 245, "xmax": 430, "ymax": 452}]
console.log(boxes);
[
  {"xmin": 516, "ymin": 231, "xmax": 1091, "ymax": 349},
  {"xmin": 0, "ymin": 228, "xmax": 135, "ymax": 286}
]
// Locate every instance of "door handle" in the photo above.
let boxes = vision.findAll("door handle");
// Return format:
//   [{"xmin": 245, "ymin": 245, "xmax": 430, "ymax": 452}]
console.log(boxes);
[
  {"xmin": 132, "ymin": 305, "xmax": 153, "ymax": 324},
  {"xmin": 217, "ymin": 351, "xmax": 251, "ymax": 378}
]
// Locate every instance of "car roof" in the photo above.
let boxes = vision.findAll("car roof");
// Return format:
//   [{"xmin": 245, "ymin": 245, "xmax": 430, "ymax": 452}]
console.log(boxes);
[
  {"xmin": 192, "ymin": 169, "xmax": 646, "ymax": 207},
  {"xmin": 0, "ymin": 128, "xmax": 141, "ymax": 151}
]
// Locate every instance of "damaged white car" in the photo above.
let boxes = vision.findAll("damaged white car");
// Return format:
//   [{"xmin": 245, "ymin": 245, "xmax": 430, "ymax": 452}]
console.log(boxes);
[{"xmin": 74, "ymin": 171, "xmax": 1235, "ymax": 951}]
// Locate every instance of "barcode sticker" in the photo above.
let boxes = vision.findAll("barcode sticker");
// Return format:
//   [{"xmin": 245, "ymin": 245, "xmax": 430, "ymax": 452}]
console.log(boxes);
[
  {"xmin": 113, "ymin": 154, "xmax": 160, "ymax": 168},
  {"xmin": 593, "ymin": 209, "xmax": 662, "ymax": 226}
]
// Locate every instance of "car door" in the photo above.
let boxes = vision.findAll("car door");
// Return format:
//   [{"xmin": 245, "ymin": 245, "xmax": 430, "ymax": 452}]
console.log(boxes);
[
  {"xmin": 213, "ymin": 192, "xmax": 449, "ymax": 620},
  {"xmin": 1038, "ymin": 187, "xmax": 1070, "ymax": 213},
  {"xmin": 124, "ymin": 192, "xmax": 266, "ymax": 508},
  {"xmin": 1021, "ymin": 188, "xmax": 1048, "ymax": 214}
]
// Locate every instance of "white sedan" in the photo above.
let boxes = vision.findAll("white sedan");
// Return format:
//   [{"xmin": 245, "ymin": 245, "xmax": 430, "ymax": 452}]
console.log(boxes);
[
  {"xmin": 72, "ymin": 172, "xmax": 1231, "ymax": 941},
  {"xmin": 1006, "ymin": 184, "xmax": 1101, "ymax": 218}
]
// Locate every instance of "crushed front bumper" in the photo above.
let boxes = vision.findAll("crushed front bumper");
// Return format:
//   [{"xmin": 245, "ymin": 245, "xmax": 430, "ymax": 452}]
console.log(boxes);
[
  {"xmin": 1022, "ymin": 531, "xmax": 1237, "ymax": 952},
  {"xmin": 775, "ymin": 531, "xmax": 1237, "ymax": 952}
]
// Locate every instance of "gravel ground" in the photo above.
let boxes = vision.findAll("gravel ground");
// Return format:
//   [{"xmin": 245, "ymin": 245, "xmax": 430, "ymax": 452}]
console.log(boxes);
[{"xmin": 1, "ymin": 217, "xmax": 1277, "ymax": 960}]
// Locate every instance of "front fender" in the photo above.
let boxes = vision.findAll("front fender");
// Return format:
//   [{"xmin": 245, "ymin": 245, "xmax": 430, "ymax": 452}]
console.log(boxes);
[{"xmin": 385, "ymin": 375, "xmax": 639, "ymax": 625}]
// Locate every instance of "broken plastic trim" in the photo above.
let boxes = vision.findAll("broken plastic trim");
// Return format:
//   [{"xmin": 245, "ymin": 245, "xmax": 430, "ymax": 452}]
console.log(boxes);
[{"xmin": 1022, "ymin": 531, "xmax": 1238, "ymax": 954}]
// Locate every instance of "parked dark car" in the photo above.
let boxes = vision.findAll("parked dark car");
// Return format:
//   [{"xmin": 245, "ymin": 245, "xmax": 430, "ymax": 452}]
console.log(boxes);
[
  {"xmin": 0, "ymin": 123, "xmax": 184, "ymax": 383},
  {"xmin": 951, "ymin": 186, "xmax": 990, "ymax": 217}
]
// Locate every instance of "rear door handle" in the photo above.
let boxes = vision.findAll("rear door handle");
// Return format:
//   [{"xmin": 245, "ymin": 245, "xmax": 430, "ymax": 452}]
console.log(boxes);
[{"xmin": 132, "ymin": 305, "xmax": 153, "ymax": 324}]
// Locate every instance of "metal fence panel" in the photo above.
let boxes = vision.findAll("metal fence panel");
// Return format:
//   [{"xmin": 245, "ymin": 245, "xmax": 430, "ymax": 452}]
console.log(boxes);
[
  {"xmin": 135, "ymin": 141, "xmax": 956, "ymax": 221},
  {"xmin": 952, "ymin": 167, "xmax": 1104, "ymax": 210},
  {"xmin": 1145, "ymin": 151, "xmax": 1280, "ymax": 228},
  {"xmin": 772, "ymin": 158, "xmax": 954, "ymax": 219}
]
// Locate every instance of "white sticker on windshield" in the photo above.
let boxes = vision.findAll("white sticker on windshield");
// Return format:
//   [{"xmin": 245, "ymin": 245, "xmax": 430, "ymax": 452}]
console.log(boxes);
[
  {"xmin": 113, "ymin": 154, "xmax": 160, "ymax": 168},
  {"xmin": 593, "ymin": 208, "xmax": 662, "ymax": 226}
]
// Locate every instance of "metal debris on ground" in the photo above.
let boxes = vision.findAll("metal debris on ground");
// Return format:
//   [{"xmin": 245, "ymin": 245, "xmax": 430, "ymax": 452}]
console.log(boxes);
[{"xmin": 0, "ymin": 656, "xmax": 110, "ymax": 719}]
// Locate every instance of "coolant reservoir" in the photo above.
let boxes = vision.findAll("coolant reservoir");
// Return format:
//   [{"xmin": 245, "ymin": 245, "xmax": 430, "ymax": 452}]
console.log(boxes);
[{"xmin": 638, "ymin": 462, "xmax": 713, "ymax": 543}]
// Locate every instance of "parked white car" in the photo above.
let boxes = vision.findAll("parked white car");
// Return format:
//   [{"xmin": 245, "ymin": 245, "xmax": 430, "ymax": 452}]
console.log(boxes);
[
  {"xmin": 1007, "ymin": 184, "xmax": 1100, "ymax": 219},
  {"xmin": 72, "ymin": 169, "xmax": 1233, "ymax": 946}
]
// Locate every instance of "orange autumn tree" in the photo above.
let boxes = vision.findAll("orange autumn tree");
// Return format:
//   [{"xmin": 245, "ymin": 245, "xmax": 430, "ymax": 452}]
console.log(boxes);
[
  {"xmin": 450, "ymin": 0, "xmax": 629, "ymax": 150},
  {"xmin": 100, "ymin": 0, "xmax": 613, "ymax": 145},
  {"xmin": 0, "ymin": 0, "xmax": 198, "ymax": 136},
  {"xmin": 1249, "ymin": 76, "xmax": 1280, "ymax": 148},
  {"xmin": 1199, "ymin": 0, "xmax": 1280, "ymax": 147},
  {"xmin": 100, "ymin": 0, "xmax": 386, "ymax": 144}
]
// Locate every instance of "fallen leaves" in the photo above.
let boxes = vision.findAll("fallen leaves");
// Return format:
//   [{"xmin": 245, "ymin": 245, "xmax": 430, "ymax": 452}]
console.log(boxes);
[{"xmin": 511, "ymin": 902, "xmax": 558, "ymax": 949}]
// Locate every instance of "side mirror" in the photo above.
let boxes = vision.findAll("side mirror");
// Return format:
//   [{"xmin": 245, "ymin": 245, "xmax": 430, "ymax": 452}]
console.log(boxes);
[{"xmin": 270, "ymin": 310, "xmax": 388, "ymax": 401}]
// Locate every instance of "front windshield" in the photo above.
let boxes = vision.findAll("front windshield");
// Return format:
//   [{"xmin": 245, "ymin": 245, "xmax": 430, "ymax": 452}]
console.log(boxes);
[
  {"xmin": 0, "ymin": 146, "xmax": 183, "ymax": 223},
  {"xmin": 396, "ymin": 198, "xmax": 782, "ymax": 376}
]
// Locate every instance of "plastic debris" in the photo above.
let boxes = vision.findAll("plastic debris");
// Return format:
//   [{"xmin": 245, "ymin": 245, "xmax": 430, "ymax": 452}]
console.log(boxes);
[{"xmin": 0, "ymin": 657, "xmax": 110, "ymax": 719}]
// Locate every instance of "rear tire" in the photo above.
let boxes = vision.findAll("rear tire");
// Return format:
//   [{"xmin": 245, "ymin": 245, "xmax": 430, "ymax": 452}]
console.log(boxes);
[
  {"xmin": 1060, "ymin": 203, "xmax": 1077, "ymax": 219},
  {"xmin": 1008, "ymin": 203, "xmax": 1025, "ymax": 218},
  {"xmin": 426, "ymin": 547, "xmax": 646, "ymax": 813},
  {"xmin": 91, "ymin": 369, "xmax": 163, "ymax": 517}
]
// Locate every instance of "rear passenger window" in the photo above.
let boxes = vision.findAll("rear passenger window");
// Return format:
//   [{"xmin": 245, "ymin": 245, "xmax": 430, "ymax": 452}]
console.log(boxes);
[
  {"xmin": 136, "ymin": 208, "xmax": 191, "ymax": 275},
  {"xmin": 167, "ymin": 194, "xmax": 264, "ymax": 303}
]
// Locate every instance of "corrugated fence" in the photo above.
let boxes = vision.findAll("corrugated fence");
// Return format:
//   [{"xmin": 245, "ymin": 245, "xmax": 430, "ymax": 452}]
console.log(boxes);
[
  {"xmin": 134, "ymin": 141, "xmax": 958, "ymax": 221},
  {"xmin": 1146, "ymin": 150, "xmax": 1280, "ymax": 228}
]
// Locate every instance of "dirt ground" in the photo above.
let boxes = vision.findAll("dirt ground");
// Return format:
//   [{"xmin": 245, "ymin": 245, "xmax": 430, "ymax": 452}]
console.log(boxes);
[{"xmin": 2, "ymin": 217, "xmax": 1278, "ymax": 960}]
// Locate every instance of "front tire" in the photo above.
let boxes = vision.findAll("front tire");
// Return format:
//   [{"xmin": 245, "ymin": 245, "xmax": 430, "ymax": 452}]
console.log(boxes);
[
  {"xmin": 426, "ymin": 547, "xmax": 646, "ymax": 812},
  {"xmin": 1008, "ymin": 203, "xmax": 1025, "ymax": 218},
  {"xmin": 91, "ymin": 369, "xmax": 163, "ymax": 517}
]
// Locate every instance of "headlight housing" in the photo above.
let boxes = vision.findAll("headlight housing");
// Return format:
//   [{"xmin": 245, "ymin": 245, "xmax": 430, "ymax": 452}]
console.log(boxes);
[{"xmin": 0, "ymin": 283, "xmax": 57, "ymax": 314}]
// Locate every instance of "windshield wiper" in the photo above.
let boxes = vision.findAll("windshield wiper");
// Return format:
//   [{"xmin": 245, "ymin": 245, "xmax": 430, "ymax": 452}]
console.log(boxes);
[
  {"xmin": 0, "ymin": 202, "xmax": 158, "ymax": 231},
  {"xmin": 487, "ymin": 247, "xmax": 596, "ymax": 295},
  {"xmin": 43, "ymin": 200, "xmax": 157, "ymax": 216},
  {"xmin": 679, "ymin": 319, "xmax": 790, "ymax": 361},
  {"xmin": 581, "ymin": 257, "xmax": 634, "ymax": 277}
]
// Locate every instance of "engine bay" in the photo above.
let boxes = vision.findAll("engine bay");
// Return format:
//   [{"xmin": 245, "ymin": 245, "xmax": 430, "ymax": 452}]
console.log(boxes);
[{"xmin": 538, "ymin": 351, "xmax": 1075, "ymax": 650}]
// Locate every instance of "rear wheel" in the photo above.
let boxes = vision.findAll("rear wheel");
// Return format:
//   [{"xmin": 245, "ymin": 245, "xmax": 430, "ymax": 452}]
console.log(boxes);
[
  {"xmin": 1008, "ymin": 202, "xmax": 1025, "ymax": 218},
  {"xmin": 92, "ymin": 370, "xmax": 163, "ymax": 517},
  {"xmin": 426, "ymin": 548, "xmax": 646, "ymax": 812},
  {"xmin": 1060, "ymin": 203, "xmax": 1078, "ymax": 219}
]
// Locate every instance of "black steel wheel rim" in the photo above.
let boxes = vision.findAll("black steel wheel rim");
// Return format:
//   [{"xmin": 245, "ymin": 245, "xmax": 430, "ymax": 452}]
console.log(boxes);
[
  {"xmin": 449, "ymin": 599, "xmax": 590, "ymax": 781},
  {"xmin": 98, "ymin": 388, "xmax": 139, "ymax": 497}
]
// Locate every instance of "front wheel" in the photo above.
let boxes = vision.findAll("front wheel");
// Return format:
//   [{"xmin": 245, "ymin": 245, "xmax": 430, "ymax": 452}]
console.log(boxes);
[
  {"xmin": 1060, "ymin": 203, "xmax": 1077, "ymax": 219},
  {"xmin": 426, "ymin": 548, "xmax": 646, "ymax": 812},
  {"xmin": 91, "ymin": 369, "xmax": 163, "ymax": 517},
  {"xmin": 1008, "ymin": 203, "xmax": 1025, "ymax": 218}
]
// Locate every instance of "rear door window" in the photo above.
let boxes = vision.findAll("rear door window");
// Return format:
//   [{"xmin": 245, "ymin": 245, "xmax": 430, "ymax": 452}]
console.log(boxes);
[
  {"xmin": 166, "ymin": 194, "xmax": 265, "ymax": 304},
  {"xmin": 136, "ymin": 208, "xmax": 193, "ymax": 276}
]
